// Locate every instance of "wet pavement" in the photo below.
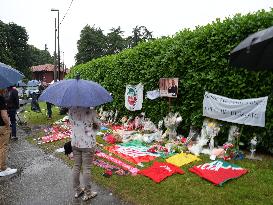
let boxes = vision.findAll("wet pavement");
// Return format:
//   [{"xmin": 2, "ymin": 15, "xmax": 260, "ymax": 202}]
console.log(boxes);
[{"xmin": 0, "ymin": 126, "xmax": 131, "ymax": 205}]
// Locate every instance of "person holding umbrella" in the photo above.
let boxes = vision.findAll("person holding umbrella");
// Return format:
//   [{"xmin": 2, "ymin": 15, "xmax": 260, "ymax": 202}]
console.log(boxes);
[
  {"xmin": 0, "ymin": 62, "xmax": 23, "ymax": 176},
  {"xmin": 39, "ymin": 74, "xmax": 113, "ymax": 201},
  {"xmin": 0, "ymin": 89, "xmax": 17, "ymax": 177},
  {"xmin": 69, "ymin": 107, "xmax": 100, "ymax": 200}
]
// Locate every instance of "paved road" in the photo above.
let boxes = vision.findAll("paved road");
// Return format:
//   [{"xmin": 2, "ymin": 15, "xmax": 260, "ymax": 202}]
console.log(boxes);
[{"xmin": 0, "ymin": 126, "xmax": 131, "ymax": 205}]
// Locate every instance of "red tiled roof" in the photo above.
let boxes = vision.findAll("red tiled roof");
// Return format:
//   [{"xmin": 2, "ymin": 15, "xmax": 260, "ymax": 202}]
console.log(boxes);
[{"xmin": 31, "ymin": 64, "xmax": 67, "ymax": 72}]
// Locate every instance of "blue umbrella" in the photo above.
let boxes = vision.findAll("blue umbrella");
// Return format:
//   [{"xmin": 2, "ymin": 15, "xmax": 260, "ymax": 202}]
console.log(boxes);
[
  {"xmin": 27, "ymin": 80, "xmax": 40, "ymax": 87},
  {"xmin": 38, "ymin": 77, "xmax": 113, "ymax": 107},
  {"xmin": 0, "ymin": 62, "xmax": 24, "ymax": 88}
]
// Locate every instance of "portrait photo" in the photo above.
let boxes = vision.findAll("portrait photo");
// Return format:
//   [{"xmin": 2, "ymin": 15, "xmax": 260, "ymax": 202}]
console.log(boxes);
[{"xmin": 159, "ymin": 78, "xmax": 179, "ymax": 98}]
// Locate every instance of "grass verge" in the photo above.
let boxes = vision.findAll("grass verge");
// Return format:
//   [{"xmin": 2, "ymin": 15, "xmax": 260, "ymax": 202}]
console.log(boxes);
[{"xmin": 22, "ymin": 103, "xmax": 273, "ymax": 205}]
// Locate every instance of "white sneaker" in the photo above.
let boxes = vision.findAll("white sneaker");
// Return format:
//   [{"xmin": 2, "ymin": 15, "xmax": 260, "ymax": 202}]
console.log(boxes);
[{"xmin": 0, "ymin": 167, "xmax": 17, "ymax": 177}]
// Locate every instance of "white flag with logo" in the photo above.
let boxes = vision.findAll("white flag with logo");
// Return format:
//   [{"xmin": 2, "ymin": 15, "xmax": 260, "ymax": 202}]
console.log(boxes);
[{"xmin": 125, "ymin": 84, "xmax": 143, "ymax": 111}]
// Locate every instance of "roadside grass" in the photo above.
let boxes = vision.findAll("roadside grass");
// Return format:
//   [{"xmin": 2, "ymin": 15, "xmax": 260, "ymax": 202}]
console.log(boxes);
[
  {"xmin": 20, "ymin": 102, "xmax": 62, "ymax": 125},
  {"xmin": 22, "ymin": 103, "xmax": 273, "ymax": 205}
]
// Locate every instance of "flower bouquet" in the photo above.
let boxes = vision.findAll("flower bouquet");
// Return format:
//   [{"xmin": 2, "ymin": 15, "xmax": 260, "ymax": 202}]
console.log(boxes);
[{"xmin": 163, "ymin": 112, "xmax": 182, "ymax": 141}]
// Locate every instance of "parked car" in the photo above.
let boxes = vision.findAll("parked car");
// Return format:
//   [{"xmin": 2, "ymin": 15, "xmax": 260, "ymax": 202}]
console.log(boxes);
[{"xmin": 25, "ymin": 86, "xmax": 40, "ymax": 98}]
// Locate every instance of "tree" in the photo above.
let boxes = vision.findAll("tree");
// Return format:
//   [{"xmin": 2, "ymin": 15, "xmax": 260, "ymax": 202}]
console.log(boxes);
[
  {"xmin": 105, "ymin": 27, "xmax": 126, "ymax": 55},
  {"xmin": 0, "ymin": 20, "xmax": 14, "ymax": 65},
  {"xmin": 126, "ymin": 26, "xmax": 153, "ymax": 48},
  {"xmin": 0, "ymin": 21, "xmax": 54, "ymax": 79},
  {"xmin": 75, "ymin": 25, "xmax": 154, "ymax": 65},
  {"xmin": 28, "ymin": 45, "xmax": 53, "ymax": 66},
  {"xmin": 75, "ymin": 25, "xmax": 106, "ymax": 65},
  {"xmin": 5, "ymin": 23, "xmax": 31, "ymax": 77}
]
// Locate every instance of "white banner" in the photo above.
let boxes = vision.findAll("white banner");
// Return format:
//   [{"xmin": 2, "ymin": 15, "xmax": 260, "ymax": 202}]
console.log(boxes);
[
  {"xmin": 125, "ymin": 84, "xmax": 143, "ymax": 111},
  {"xmin": 203, "ymin": 92, "xmax": 268, "ymax": 127},
  {"xmin": 146, "ymin": 89, "xmax": 160, "ymax": 100}
]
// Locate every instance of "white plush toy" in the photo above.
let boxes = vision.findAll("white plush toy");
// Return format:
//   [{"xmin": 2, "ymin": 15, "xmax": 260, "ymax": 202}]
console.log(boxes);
[
  {"xmin": 189, "ymin": 118, "xmax": 220, "ymax": 156},
  {"xmin": 227, "ymin": 125, "xmax": 240, "ymax": 144}
]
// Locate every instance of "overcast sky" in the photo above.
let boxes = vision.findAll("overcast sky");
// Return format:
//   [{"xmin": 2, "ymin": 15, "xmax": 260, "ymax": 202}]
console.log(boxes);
[{"xmin": 0, "ymin": 0, "xmax": 272, "ymax": 68}]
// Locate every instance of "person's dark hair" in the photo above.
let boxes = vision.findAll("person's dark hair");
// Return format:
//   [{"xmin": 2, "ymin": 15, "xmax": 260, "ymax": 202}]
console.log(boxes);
[{"xmin": 7, "ymin": 85, "xmax": 16, "ymax": 89}]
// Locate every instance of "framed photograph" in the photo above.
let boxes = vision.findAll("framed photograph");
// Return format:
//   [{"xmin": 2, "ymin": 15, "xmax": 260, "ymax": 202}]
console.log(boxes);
[{"xmin": 159, "ymin": 78, "xmax": 179, "ymax": 98}]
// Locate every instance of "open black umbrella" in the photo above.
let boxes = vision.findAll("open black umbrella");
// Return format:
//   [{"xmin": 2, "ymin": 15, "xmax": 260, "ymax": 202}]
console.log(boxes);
[{"xmin": 230, "ymin": 26, "xmax": 273, "ymax": 71}]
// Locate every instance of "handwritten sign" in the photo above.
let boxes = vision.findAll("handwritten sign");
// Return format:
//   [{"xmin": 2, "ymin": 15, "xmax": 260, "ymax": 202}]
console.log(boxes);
[{"xmin": 203, "ymin": 92, "xmax": 268, "ymax": 127}]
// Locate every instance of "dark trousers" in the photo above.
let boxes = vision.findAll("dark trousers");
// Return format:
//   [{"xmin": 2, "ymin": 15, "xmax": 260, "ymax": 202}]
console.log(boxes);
[
  {"xmin": 46, "ymin": 102, "xmax": 52, "ymax": 118},
  {"xmin": 8, "ymin": 109, "xmax": 17, "ymax": 138}
]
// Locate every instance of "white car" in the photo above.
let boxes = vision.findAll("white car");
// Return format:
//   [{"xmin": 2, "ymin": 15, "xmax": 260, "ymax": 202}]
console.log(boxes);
[{"xmin": 25, "ymin": 86, "xmax": 40, "ymax": 97}]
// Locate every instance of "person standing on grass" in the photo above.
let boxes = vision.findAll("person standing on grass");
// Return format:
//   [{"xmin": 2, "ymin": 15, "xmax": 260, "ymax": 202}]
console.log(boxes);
[
  {"xmin": 68, "ymin": 106, "xmax": 100, "ymax": 201},
  {"xmin": 5, "ymin": 86, "xmax": 19, "ymax": 140},
  {"xmin": 0, "ymin": 89, "xmax": 17, "ymax": 177}
]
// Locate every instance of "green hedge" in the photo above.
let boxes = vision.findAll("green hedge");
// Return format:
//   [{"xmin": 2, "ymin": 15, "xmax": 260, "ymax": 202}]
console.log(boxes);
[{"xmin": 67, "ymin": 9, "xmax": 273, "ymax": 153}]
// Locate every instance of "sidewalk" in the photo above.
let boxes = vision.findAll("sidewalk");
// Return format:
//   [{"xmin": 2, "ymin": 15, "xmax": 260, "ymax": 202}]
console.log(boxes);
[{"xmin": 0, "ymin": 126, "xmax": 131, "ymax": 205}]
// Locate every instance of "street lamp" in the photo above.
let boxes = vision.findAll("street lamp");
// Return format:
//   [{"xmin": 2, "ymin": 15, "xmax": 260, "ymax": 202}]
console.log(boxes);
[
  {"xmin": 51, "ymin": 9, "xmax": 61, "ymax": 81},
  {"xmin": 52, "ymin": 17, "xmax": 57, "ymax": 82}
]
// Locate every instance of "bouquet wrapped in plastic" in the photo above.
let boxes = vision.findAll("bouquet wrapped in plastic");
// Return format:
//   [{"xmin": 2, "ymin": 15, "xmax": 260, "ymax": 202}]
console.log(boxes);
[{"xmin": 163, "ymin": 112, "xmax": 182, "ymax": 141}]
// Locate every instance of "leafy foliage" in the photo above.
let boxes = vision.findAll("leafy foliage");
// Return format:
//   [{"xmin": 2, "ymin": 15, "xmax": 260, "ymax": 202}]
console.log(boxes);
[
  {"xmin": 75, "ymin": 25, "xmax": 107, "ymax": 65},
  {"xmin": 28, "ymin": 45, "xmax": 54, "ymax": 66},
  {"xmin": 0, "ymin": 22, "xmax": 31, "ymax": 77},
  {"xmin": 126, "ymin": 25, "xmax": 154, "ymax": 48},
  {"xmin": 0, "ymin": 20, "xmax": 14, "ymax": 65},
  {"xmin": 67, "ymin": 9, "xmax": 273, "ymax": 152},
  {"xmin": 0, "ymin": 20, "xmax": 54, "ymax": 79},
  {"xmin": 75, "ymin": 25, "xmax": 154, "ymax": 65},
  {"xmin": 105, "ymin": 27, "xmax": 126, "ymax": 55}
]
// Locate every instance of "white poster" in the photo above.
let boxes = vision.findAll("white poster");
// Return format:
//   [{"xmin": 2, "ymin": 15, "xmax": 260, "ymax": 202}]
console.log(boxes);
[
  {"xmin": 125, "ymin": 84, "xmax": 143, "ymax": 111},
  {"xmin": 203, "ymin": 92, "xmax": 268, "ymax": 127},
  {"xmin": 146, "ymin": 90, "xmax": 160, "ymax": 100}
]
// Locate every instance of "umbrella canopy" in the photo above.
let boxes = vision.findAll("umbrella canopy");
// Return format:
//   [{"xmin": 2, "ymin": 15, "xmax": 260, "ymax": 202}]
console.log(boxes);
[
  {"xmin": 27, "ymin": 80, "xmax": 40, "ymax": 87},
  {"xmin": 49, "ymin": 80, "xmax": 59, "ymax": 85},
  {"xmin": 230, "ymin": 26, "xmax": 273, "ymax": 71},
  {"xmin": 38, "ymin": 78, "xmax": 113, "ymax": 107},
  {"xmin": 0, "ymin": 62, "xmax": 24, "ymax": 88}
]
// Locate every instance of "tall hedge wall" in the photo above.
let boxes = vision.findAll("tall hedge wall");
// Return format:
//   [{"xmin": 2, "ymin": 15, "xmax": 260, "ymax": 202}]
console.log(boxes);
[{"xmin": 67, "ymin": 9, "xmax": 273, "ymax": 153}]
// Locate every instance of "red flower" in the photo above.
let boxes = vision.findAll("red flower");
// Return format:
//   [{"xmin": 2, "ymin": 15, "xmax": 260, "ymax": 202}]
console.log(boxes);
[{"xmin": 181, "ymin": 137, "xmax": 187, "ymax": 143}]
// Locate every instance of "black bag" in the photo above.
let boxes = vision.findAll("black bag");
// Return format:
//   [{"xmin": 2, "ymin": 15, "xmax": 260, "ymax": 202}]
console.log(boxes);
[
  {"xmin": 59, "ymin": 107, "xmax": 68, "ymax": 115},
  {"xmin": 64, "ymin": 141, "xmax": 72, "ymax": 155}
]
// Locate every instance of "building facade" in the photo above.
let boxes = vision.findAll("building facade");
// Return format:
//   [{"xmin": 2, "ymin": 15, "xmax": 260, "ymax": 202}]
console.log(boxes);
[{"xmin": 31, "ymin": 64, "xmax": 67, "ymax": 84}]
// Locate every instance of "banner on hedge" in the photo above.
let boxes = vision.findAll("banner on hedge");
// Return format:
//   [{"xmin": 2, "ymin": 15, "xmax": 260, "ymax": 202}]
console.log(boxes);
[
  {"xmin": 203, "ymin": 92, "xmax": 268, "ymax": 127},
  {"xmin": 125, "ymin": 84, "xmax": 143, "ymax": 111}
]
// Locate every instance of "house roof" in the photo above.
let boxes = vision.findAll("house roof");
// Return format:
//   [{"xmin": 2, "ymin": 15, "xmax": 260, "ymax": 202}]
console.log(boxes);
[{"xmin": 31, "ymin": 64, "xmax": 67, "ymax": 72}]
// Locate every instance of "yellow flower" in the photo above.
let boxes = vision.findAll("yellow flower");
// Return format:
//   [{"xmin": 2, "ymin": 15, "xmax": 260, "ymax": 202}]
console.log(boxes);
[{"xmin": 208, "ymin": 122, "xmax": 215, "ymax": 128}]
